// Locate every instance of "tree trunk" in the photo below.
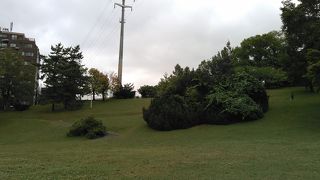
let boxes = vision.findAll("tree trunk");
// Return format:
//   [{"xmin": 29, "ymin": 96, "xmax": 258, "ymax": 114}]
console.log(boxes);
[
  {"xmin": 51, "ymin": 103, "xmax": 55, "ymax": 112},
  {"xmin": 92, "ymin": 90, "xmax": 96, "ymax": 101},
  {"xmin": 102, "ymin": 91, "xmax": 105, "ymax": 101},
  {"xmin": 310, "ymin": 83, "xmax": 315, "ymax": 93}
]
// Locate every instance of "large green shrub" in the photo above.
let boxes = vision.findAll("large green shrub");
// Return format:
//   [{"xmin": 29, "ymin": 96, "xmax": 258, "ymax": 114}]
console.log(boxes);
[
  {"xmin": 143, "ymin": 95, "xmax": 196, "ymax": 131},
  {"xmin": 143, "ymin": 44, "xmax": 269, "ymax": 131},
  {"xmin": 67, "ymin": 117, "xmax": 107, "ymax": 139},
  {"xmin": 204, "ymin": 91, "xmax": 263, "ymax": 124},
  {"xmin": 230, "ymin": 72, "xmax": 269, "ymax": 112}
]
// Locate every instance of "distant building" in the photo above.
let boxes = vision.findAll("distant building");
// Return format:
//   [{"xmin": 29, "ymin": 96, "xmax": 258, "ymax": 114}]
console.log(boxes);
[{"xmin": 0, "ymin": 27, "xmax": 40, "ymax": 105}]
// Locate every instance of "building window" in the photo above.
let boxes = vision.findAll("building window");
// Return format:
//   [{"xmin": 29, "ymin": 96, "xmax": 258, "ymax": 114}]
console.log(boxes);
[
  {"xmin": 0, "ymin": 43, "xmax": 7, "ymax": 48},
  {"xmin": 10, "ymin": 43, "xmax": 17, "ymax": 48},
  {"xmin": 26, "ymin": 44, "xmax": 33, "ymax": 48},
  {"xmin": 0, "ymin": 34, "xmax": 7, "ymax": 38},
  {"xmin": 25, "ymin": 52, "xmax": 34, "ymax": 57},
  {"xmin": 12, "ymin": 35, "xmax": 18, "ymax": 40}
]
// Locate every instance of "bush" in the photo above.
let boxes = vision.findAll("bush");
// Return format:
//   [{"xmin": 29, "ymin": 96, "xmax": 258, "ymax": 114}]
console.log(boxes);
[
  {"xmin": 143, "ymin": 64, "xmax": 269, "ymax": 131},
  {"xmin": 67, "ymin": 116, "xmax": 107, "ymax": 139},
  {"xmin": 13, "ymin": 101, "xmax": 31, "ymax": 111},
  {"xmin": 138, "ymin": 85, "xmax": 157, "ymax": 98},
  {"xmin": 204, "ymin": 91, "xmax": 263, "ymax": 124},
  {"xmin": 143, "ymin": 95, "xmax": 196, "ymax": 131},
  {"xmin": 231, "ymin": 72, "xmax": 269, "ymax": 112},
  {"xmin": 113, "ymin": 83, "xmax": 136, "ymax": 99}
]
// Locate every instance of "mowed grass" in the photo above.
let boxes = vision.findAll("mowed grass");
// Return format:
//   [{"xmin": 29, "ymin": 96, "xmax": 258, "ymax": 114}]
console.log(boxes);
[{"xmin": 1, "ymin": 88, "xmax": 320, "ymax": 179}]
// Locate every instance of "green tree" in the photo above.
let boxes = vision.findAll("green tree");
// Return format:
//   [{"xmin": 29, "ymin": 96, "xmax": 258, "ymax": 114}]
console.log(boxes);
[
  {"xmin": 233, "ymin": 31, "xmax": 287, "ymax": 68},
  {"xmin": 138, "ymin": 85, "xmax": 157, "ymax": 98},
  {"xmin": 197, "ymin": 41, "xmax": 234, "ymax": 87},
  {"xmin": 235, "ymin": 66, "xmax": 288, "ymax": 89},
  {"xmin": 0, "ymin": 49, "xmax": 35, "ymax": 110},
  {"xmin": 109, "ymin": 72, "xmax": 121, "ymax": 94},
  {"xmin": 89, "ymin": 68, "xmax": 101, "ymax": 101},
  {"xmin": 99, "ymin": 73, "xmax": 109, "ymax": 101},
  {"xmin": 113, "ymin": 83, "xmax": 136, "ymax": 99},
  {"xmin": 281, "ymin": 0, "xmax": 320, "ymax": 86},
  {"xmin": 305, "ymin": 49, "xmax": 320, "ymax": 91},
  {"xmin": 41, "ymin": 43, "xmax": 89, "ymax": 111}
]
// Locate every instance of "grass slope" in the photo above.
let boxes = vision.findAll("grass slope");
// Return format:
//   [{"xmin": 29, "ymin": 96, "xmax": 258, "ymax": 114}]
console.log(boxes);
[{"xmin": 0, "ymin": 88, "xmax": 320, "ymax": 179}]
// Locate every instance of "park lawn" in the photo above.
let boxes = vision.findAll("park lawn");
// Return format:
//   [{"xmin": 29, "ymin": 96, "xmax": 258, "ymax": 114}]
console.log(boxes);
[{"xmin": 0, "ymin": 87, "xmax": 320, "ymax": 179}]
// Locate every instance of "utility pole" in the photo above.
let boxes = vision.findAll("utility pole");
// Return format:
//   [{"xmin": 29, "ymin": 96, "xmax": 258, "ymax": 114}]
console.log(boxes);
[{"xmin": 114, "ymin": 0, "xmax": 134, "ymax": 85}]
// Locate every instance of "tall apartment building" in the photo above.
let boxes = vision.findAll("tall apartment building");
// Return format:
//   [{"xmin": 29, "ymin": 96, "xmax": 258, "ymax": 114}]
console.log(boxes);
[{"xmin": 0, "ymin": 27, "xmax": 40, "ymax": 105}]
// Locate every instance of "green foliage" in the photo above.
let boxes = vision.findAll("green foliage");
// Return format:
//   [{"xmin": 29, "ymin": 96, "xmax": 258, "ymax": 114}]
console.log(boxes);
[
  {"xmin": 89, "ymin": 68, "xmax": 109, "ymax": 101},
  {"xmin": 67, "ymin": 116, "xmax": 107, "ymax": 139},
  {"xmin": 281, "ymin": 0, "xmax": 320, "ymax": 85},
  {"xmin": 143, "ymin": 95, "xmax": 196, "ymax": 131},
  {"xmin": 197, "ymin": 42, "xmax": 234, "ymax": 87},
  {"xmin": 230, "ymin": 72, "xmax": 269, "ymax": 112},
  {"xmin": 157, "ymin": 65, "xmax": 195, "ymax": 96},
  {"xmin": 305, "ymin": 49, "xmax": 320, "ymax": 91},
  {"xmin": 204, "ymin": 91, "xmax": 263, "ymax": 124},
  {"xmin": 138, "ymin": 85, "xmax": 157, "ymax": 98},
  {"xmin": 233, "ymin": 31, "xmax": 287, "ymax": 68},
  {"xmin": 143, "ymin": 44, "xmax": 269, "ymax": 131},
  {"xmin": 235, "ymin": 66, "xmax": 288, "ymax": 89},
  {"xmin": 0, "ymin": 48, "xmax": 35, "ymax": 111},
  {"xmin": 113, "ymin": 83, "xmax": 136, "ymax": 99},
  {"xmin": 41, "ymin": 43, "xmax": 89, "ymax": 111}
]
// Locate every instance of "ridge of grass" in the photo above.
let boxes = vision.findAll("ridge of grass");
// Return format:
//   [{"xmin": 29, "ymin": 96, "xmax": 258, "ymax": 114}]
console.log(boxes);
[{"xmin": 0, "ymin": 88, "xmax": 320, "ymax": 179}]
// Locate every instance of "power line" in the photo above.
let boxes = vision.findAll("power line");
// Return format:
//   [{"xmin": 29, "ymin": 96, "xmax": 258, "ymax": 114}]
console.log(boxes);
[{"xmin": 80, "ymin": 1, "xmax": 114, "ymax": 48}]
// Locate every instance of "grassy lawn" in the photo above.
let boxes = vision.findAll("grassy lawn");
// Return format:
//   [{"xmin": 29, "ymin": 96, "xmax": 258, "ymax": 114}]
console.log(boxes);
[{"xmin": 1, "ymin": 87, "xmax": 320, "ymax": 179}]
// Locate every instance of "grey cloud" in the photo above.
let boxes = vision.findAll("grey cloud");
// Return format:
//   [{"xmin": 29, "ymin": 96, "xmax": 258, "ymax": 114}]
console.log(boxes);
[{"xmin": 0, "ymin": 0, "xmax": 283, "ymax": 88}]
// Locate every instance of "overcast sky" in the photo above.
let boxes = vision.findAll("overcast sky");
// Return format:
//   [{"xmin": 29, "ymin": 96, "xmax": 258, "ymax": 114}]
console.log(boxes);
[{"xmin": 0, "ymin": 0, "xmax": 284, "ymax": 88}]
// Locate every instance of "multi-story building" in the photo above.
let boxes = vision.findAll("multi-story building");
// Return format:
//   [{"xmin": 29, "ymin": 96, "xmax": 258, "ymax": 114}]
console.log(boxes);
[{"xmin": 0, "ymin": 27, "xmax": 40, "ymax": 105}]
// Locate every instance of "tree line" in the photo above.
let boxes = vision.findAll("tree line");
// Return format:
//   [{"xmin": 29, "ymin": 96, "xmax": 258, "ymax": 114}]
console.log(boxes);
[
  {"xmin": 0, "ymin": 43, "xmax": 136, "ymax": 111},
  {"xmin": 141, "ymin": 0, "xmax": 320, "ymax": 130},
  {"xmin": 1, "ymin": 0, "xmax": 319, "ymax": 112},
  {"xmin": 40, "ymin": 43, "xmax": 136, "ymax": 111}
]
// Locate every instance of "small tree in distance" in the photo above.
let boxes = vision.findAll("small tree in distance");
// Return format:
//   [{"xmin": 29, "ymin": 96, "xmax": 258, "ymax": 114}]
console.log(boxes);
[
  {"xmin": 89, "ymin": 68, "xmax": 109, "ymax": 101},
  {"xmin": 138, "ymin": 85, "xmax": 157, "ymax": 98}
]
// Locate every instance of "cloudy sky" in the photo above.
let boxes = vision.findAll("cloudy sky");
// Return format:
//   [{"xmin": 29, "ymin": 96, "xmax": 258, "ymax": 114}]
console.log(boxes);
[{"xmin": 0, "ymin": 0, "xmax": 284, "ymax": 88}]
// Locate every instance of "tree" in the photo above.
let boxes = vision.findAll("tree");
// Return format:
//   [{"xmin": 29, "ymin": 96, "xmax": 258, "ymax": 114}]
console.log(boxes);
[
  {"xmin": 113, "ymin": 83, "xmax": 136, "ymax": 99},
  {"xmin": 196, "ymin": 41, "xmax": 234, "ymax": 88},
  {"xmin": 157, "ymin": 64, "xmax": 195, "ymax": 97},
  {"xmin": 281, "ymin": 0, "xmax": 320, "ymax": 86},
  {"xmin": 305, "ymin": 49, "xmax": 320, "ymax": 91},
  {"xmin": 109, "ymin": 72, "xmax": 121, "ymax": 94},
  {"xmin": 0, "ymin": 49, "xmax": 35, "ymax": 111},
  {"xmin": 235, "ymin": 66, "xmax": 288, "ymax": 89},
  {"xmin": 138, "ymin": 85, "xmax": 157, "ymax": 98},
  {"xmin": 99, "ymin": 73, "xmax": 109, "ymax": 101},
  {"xmin": 41, "ymin": 43, "xmax": 89, "ymax": 111},
  {"xmin": 233, "ymin": 31, "xmax": 287, "ymax": 69},
  {"xmin": 88, "ymin": 68, "xmax": 101, "ymax": 101}
]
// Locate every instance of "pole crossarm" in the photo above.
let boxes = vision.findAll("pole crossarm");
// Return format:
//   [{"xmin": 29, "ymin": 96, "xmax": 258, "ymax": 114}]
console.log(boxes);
[{"xmin": 114, "ymin": 3, "xmax": 133, "ymax": 11}]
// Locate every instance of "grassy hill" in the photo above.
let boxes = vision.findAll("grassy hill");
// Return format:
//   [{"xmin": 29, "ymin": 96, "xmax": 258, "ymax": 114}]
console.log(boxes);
[{"xmin": 1, "ymin": 87, "xmax": 320, "ymax": 179}]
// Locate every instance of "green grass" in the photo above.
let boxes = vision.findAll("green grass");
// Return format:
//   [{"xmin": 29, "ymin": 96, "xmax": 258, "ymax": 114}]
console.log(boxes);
[{"xmin": 1, "ymin": 88, "xmax": 320, "ymax": 179}]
